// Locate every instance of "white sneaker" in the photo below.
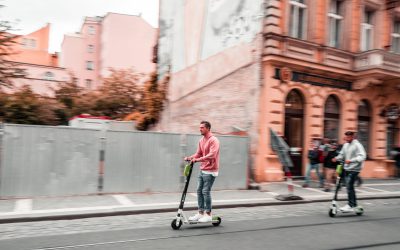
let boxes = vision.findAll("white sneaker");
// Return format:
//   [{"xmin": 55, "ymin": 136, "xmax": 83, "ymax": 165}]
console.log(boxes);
[
  {"xmin": 339, "ymin": 204, "xmax": 354, "ymax": 213},
  {"xmin": 188, "ymin": 213, "xmax": 203, "ymax": 221},
  {"xmin": 198, "ymin": 214, "xmax": 212, "ymax": 223}
]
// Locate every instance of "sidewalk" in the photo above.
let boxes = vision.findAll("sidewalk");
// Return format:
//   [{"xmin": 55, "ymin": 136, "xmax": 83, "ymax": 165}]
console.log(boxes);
[{"xmin": 0, "ymin": 179, "xmax": 399, "ymax": 224}]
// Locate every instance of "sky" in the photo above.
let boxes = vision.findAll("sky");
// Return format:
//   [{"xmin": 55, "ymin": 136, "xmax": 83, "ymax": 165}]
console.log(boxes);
[{"xmin": 0, "ymin": 0, "xmax": 159, "ymax": 53}]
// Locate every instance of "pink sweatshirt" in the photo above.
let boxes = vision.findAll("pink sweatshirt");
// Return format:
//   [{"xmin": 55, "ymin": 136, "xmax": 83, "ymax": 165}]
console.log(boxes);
[{"xmin": 191, "ymin": 132, "xmax": 220, "ymax": 172}]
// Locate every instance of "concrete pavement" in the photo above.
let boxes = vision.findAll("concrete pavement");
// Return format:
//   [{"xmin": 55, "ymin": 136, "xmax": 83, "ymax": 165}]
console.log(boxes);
[{"xmin": 0, "ymin": 179, "xmax": 399, "ymax": 224}]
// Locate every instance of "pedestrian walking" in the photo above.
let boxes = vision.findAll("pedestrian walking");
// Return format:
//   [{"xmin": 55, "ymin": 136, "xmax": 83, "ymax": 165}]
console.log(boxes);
[
  {"xmin": 323, "ymin": 143, "xmax": 340, "ymax": 192},
  {"xmin": 184, "ymin": 121, "xmax": 220, "ymax": 223},
  {"xmin": 319, "ymin": 138, "xmax": 331, "ymax": 188},
  {"xmin": 303, "ymin": 141, "xmax": 324, "ymax": 188},
  {"xmin": 393, "ymin": 147, "xmax": 400, "ymax": 178},
  {"xmin": 333, "ymin": 131, "xmax": 366, "ymax": 212}
]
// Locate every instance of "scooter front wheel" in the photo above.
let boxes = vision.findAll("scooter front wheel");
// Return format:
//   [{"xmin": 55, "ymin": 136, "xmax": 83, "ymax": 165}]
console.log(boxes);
[
  {"xmin": 212, "ymin": 217, "xmax": 222, "ymax": 226},
  {"xmin": 171, "ymin": 219, "xmax": 182, "ymax": 230}
]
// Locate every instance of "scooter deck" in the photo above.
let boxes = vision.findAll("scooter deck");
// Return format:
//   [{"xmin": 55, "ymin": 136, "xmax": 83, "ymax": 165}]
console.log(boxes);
[{"xmin": 187, "ymin": 219, "xmax": 220, "ymax": 224}]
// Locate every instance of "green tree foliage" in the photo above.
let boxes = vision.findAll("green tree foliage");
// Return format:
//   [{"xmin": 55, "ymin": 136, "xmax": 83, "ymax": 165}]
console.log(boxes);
[
  {"xmin": 53, "ymin": 78, "xmax": 98, "ymax": 124},
  {"xmin": 0, "ymin": 13, "xmax": 27, "ymax": 88},
  {"xmin": 2, "ymin": 85, "xmax": 60, "ymax": 125},
  {"xmin": 125, "ymin": 72, "xmax": 169, "ymax": 130},
  {"xmin": 0, "ymin": 67, "xmax": 168, "ymax": 129},
  {"xmin": 94, "ymin": 68, "xmax": 143, "ymax": 119}
]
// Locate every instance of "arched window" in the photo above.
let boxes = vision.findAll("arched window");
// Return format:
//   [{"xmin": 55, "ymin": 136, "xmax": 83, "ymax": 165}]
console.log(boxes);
[
  {"xmin": 324, "ymin": 95, "xmax": 341, "ymax": 141},
  {"xmin": 284, "ymin": 89, "xmax": 305, "ymax": 176},
  {"xmin": 285, "ymin": 89, "xmax": 304, "ymax": 110},
  {"xmin": 385, "ymin": 104, "xmax": 400, "ymax": 157},
  {"xmin": 357, "ymin": 100, "xmax": 371, "ymax": 156}
]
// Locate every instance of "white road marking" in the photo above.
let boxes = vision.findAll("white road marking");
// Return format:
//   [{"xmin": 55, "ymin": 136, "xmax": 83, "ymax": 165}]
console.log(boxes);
[
  {"xmin": 361, "ymin": 186, "xmax": 387, "ymax": 192},
  {"xmin": 112, "ymin": 195, "xmax": 135, "ymax": 206},
  {"xmin": 14, "ymin": 199, "xmax": 32, "ymax": 213},
  {"xmin": 356, "ymin": 189, "xmax": 372, "ymax": 194},
  {"xmin": 364, "ymin": 183, "xmax": 400, "ymax": 186},
  {"xmin": 213, "ymin": 198, "xmax": 275, "ymax": 203},
  {"xmin": 31, "ymin": 235, "xmax": 180, "ymax": 250},
  {"xmin": 263, "ymin": 191, "xmax": 279, "ymax": 196},
  {"xmin": 291, "ymin": 183, "xmax": 327, "ymax": 194}
]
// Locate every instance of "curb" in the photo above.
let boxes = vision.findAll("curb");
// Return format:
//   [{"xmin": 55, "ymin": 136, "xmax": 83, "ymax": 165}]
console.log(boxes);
[{"xmin": 0, "ymin": 195, "xmax": 399, "ymax": 224}]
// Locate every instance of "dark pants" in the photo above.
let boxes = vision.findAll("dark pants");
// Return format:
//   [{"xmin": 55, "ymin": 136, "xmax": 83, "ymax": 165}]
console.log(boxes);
[
  {"xmin": 397, "ymin": 165, "xmax": 400, "ymax": 178},
  {"xmin": 345, "ymin": 171, "xmax": 359, "ymax": 207}
]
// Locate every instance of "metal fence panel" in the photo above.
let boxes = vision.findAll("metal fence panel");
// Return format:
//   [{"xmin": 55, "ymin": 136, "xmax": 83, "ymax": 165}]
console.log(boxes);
[
  {"xmin": 103, "ymin": 131, "xmax": 182, "ymax": 193},
  {"xmin": 0, "ymin": 124, "xmax": 100, "ymax": 197},
  {"xmin": 0, "ymin": 124, "xmax": 248, "ymax": 197}
]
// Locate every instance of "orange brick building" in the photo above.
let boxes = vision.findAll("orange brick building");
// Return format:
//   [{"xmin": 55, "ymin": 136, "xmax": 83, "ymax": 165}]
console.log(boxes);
[{"xmin": 157, "ymin": 0, "xmax": 400, "ymax": 182}]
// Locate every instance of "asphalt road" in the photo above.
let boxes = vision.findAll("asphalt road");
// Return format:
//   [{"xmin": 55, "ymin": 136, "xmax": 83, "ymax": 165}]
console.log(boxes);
[{"xmin": 0, "ymin": 199, "xmax": 399, "ymax": 250}]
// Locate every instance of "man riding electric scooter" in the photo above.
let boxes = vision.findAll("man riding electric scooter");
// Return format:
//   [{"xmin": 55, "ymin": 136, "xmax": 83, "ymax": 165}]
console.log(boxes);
[
  {"xmin": 332, "ymin": 131, "xmax": 366, "ymax": 213},
  {"xmin": 184, "ymin": 121, "xmax": 220, "ymax": 223}
]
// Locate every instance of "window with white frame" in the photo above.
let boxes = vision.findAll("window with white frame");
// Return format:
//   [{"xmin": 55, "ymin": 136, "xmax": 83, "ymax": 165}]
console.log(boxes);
[
  {"xmin": 328, "ymin": 0, "xmax": 344, "ymax": 48},
  {"xmin": 87, "ymin": 45, "xmax": 94, "ymax": 53},
  {"xmin": 30, "ymin": 39, "xmax": 36, "ymax": 48},
  {"xmin": 289, "ymin": 0, "xmax": 307, "ymax": 39},
  {"xmin": 88, "ymin": 26, "xmax": 95, "ymax": 35},
  {"xmin": 21, "ymin": 38, "xmax": 37, "ymax": 49},
  {"xmin": 22, "ymin": 38, "xmax": 28, "ymax": 46},
  {"xmin": 361, "ymin": 9, "xmax": 374, "ymax": 51},
  {"xmin": 391, "ymin": 20, "xmax": 400, "ymax": 53},
  {"xmin": 86, "ymin": 61, "xmax": 94, "ymax": 70},
  {"xmin": 85, "ymin": 79, "xmax": 92, "ymax": 89},
  {"xmin": 43, "ymin": 71, "xmax": 55, "ymax": 80}
]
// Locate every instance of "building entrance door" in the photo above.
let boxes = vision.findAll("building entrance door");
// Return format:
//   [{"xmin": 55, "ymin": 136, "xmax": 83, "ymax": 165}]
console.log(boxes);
[{"xmin": 284, "ymin": 90, "xmax": 304, "ymax": 177}]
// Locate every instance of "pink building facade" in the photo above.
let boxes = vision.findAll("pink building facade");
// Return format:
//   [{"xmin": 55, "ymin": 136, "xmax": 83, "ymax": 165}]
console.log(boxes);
[
  {"xmin": 61, "ymin": 13, "xmax": 156, "ymax": 90},
  {"xmin": 11, "ymin": 63, "xmax": 70, "ymax": 96},
  {"xmin": 5, "ymin": 24, "xmax": 70, "ymax": 95}
]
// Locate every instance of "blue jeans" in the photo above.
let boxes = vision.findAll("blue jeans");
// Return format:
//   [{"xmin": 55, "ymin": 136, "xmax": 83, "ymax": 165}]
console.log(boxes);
[
  {"xmin": 197, "ymin": 172, "xmax": 216, "ymax": 213},
  {"xmin": 304, "ymin": 163, "xmax": 324, "ymax": 186},
  {"xmin": 345, "ymin": 171, "xmax": 359, "ymax": 207}
]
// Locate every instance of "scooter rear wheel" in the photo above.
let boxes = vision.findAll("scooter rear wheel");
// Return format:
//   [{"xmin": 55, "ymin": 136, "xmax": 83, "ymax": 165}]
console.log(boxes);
[
  {"xmin": 212, "ymin": 217, "xmax": 222, "ymax": 226},
  {"xmin": 355, "ymin": 207, "xmax": 364, "ymax": 216},
  {"xmin": 171, "ymin": 219, "xmax": 182, "ymax": 230},
  {"xmin": 329, "ymin": 209, "xmax": 336, "ymax": 217}
]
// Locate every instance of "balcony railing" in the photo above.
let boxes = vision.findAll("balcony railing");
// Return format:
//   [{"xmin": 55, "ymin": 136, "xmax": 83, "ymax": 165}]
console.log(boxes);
[{"xmin": 263, "ymin": 34, "xmax": 400, "ymax": 75}]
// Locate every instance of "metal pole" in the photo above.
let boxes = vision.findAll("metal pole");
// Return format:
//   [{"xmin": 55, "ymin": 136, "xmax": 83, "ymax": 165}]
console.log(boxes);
[
  {"xmin": 98, "ymin": 131, "xmax": 106, "ymax": 193},
  {"xmin": 0, "ymin": 123, "xmax": 3, "ymax": 196}
]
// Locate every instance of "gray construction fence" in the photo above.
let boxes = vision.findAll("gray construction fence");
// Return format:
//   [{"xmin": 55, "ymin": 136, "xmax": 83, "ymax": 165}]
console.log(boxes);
[{"xmin": 0, "ymin": 124, "xmax": 249, "ymax": 198}]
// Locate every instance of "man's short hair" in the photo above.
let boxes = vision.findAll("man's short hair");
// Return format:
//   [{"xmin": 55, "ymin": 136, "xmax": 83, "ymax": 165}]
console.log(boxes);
[
  {"xmin": 200, "ymin": 121, "xmax": 211, "ymax": 130},
  {"xmin": 344, "ymin": 131, "xmax": 355, "ymax": 136}
]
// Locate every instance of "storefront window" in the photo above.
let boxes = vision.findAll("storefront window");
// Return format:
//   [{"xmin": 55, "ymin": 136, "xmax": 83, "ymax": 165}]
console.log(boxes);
[
  {"xmin": 285, "ymin": 89, "xmax": 304, "ymax": 110},
  {"xmin": 387, "ymin": 122, "xmax": 399, "ymax": 157},
  {"xmin": 284, "ymin": 89, "xmax": 304, "ymax": 176},
  {"xmin": 324, "ymin": 95, "xmax": 341, "ymax": 141},
  {"xmin": 285, "ymin": 90, "xmax": 303, "ymax": 147},
  {"xmin": 357, "ymin": 100, "xmax": 371, "ymax": 156}
]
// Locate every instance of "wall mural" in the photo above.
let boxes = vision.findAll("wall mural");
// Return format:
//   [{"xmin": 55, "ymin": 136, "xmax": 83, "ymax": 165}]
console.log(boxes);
[
  {"xmin": 158, "ymin": 0, "xmax": 185, "ymax": 77},
  {"xmin": 201, "ymin": 0, "xmax": 263, "ymax": 59},
  {"xmin": 157, "ymin": 0, "xmax": 263, "ymax": 78}
]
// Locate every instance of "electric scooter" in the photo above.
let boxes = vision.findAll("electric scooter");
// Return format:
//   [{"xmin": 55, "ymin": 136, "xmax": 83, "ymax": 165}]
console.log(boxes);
[
  {"xmin": 171, "ymin": 161, "xmax": 222, "ymax": 230},
  {"xmin": 329, "ymin": 164, "xmax": 364, "ymax": 217}
]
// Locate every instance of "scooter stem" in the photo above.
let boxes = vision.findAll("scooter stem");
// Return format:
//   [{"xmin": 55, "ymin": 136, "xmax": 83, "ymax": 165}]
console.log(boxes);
[{"xmin": 179, "ymin": 161, "xmax": 194, "ymax": 210}]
